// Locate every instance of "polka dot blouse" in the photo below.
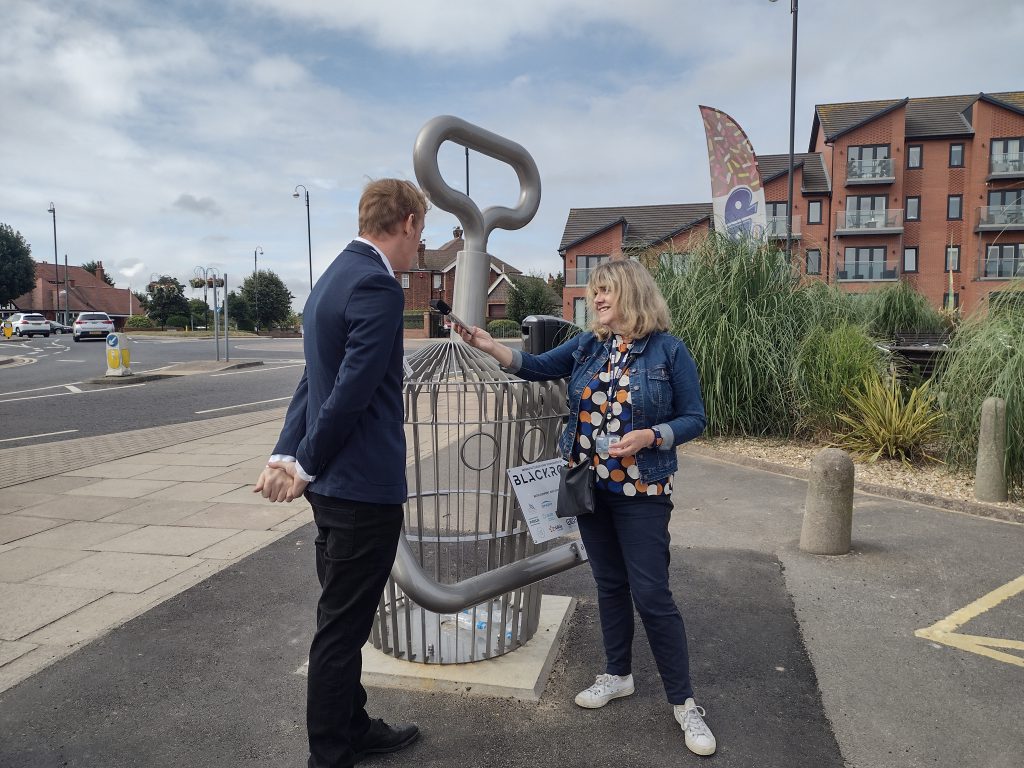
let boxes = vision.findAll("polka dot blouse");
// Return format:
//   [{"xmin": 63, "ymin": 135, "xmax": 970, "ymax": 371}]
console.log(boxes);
[{"xmin": 573, "ymin": 335, "xmax": 672, "ymax": 497}]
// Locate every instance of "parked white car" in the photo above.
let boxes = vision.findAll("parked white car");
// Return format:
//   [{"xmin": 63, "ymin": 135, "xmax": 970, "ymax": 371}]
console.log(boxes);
[
  {"xmin": 8, "ymin": 312, "xmax": 50, "ymax": 338},
  {"xmin": 73, "ymin": 312, "xmax": 114, "ymax": 341}
]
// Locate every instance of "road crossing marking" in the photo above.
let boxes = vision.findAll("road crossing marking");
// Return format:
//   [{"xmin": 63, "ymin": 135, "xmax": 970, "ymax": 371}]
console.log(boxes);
[
  {"xmin": 0, "ymin": 429, "xmax": 79, "ymax": 443},
  {"xmin": 195, "ymin": 396, "xmax": 292, "ymax": 414},
  {"xmin": 916, "ymin": 573, "xmax": 1024, "ymax": 668}
]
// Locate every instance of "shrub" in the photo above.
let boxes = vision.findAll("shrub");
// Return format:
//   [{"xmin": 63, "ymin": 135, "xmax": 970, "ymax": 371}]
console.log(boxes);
[
  {"xmin": 123, "ymin": 315, "xmax": 154, "ymax": 329},
  {"xmin": 934, "ymin": 283, "xmax": 1024, "ymax": 495},
  {"xmin": 859, "ymin": 280, "xmax": 947, "ymax": 339},
  {"xmin": 834, "ymin": 374, "xmax": 944, "ymax": 465},
  {"xmin": 794, "ymin": 322, "xmax": 886, "ymax": 435},
  {"xmin": 165, "ymin": 314, "xmax": 190, "ymax": 329},
  {"xmin": 486, "ymin": 319, "xmax": 520, "ymax": 338},
  {"xmin": 403, "ymin": 312, "xmax": 424, "ymax": 330}
]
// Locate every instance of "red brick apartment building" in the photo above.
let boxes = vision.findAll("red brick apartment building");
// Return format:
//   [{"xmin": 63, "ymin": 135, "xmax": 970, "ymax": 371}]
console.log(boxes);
[{"xmin": 560, "ymin": 91, "xmax": 1024, "ymax": 322}]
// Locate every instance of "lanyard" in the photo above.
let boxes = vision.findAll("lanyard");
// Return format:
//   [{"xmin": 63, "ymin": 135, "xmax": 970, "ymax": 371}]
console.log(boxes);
[{"xmin": 600, "ymin": 341, "xmax": 634, "ymax": 430}]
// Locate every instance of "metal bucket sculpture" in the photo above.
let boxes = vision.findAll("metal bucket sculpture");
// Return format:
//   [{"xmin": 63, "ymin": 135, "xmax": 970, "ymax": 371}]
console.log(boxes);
[{"xmin": 369, "ymin": 117, "xmax": 583, "ymax": 663}]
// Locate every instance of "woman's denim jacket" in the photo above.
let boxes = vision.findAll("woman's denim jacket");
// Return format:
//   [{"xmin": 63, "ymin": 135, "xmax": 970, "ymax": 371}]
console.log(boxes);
[{"xmin": 504, "ymin": 331, "xmax": 706, "ymax": 483}]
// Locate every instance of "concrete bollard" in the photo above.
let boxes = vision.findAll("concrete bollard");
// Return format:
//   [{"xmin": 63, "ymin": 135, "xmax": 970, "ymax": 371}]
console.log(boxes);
[
  {"xmin": 800, "ymin": 448, "xmax": 854, "ymax": 555},
  {"xmin": 975, "ymin": 396, "xmax": 1008, "ymax": 503}
]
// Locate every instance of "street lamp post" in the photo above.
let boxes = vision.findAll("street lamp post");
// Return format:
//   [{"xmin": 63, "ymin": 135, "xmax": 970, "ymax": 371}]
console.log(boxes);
[
  {"xmin": 771, "ymin": 0, "xmax": 798, "ymax": 259},
  {"xmin": 293, "ymin": 184, "xmax": 313, "ymax": 291},
  {"xmin": 253, "ymin": 246, "xmax": 263, "ymax": 334},
  {"xmin": 47, "ymin": 203, "xmax": 61, "ymax": 323}
]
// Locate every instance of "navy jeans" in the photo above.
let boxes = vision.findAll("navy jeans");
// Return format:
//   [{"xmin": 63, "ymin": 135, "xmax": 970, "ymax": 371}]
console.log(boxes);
[
  {"xmin": 305, "ymin": 492, "xmax": 405, "ymax": 768},
  {"xmin": 576, "ymin": 488, "xmax": 694, "ymax": 704}
]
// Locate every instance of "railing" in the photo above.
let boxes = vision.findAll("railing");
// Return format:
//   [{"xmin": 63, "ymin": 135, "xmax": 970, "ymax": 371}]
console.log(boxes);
[
  {"xmin": 565, "ymin": 266, "xmax": 602, "ymax": 287},
  {"xmin": 835, "ymin": 208, "xmax": 904, "ymax": 232},
  {"xmin": 979, "ymin": 250, "xmax": 1024, "ymax": 280},
  {"xmin": 846, "ymin": 157, "xmax": 895, "ymax": 182},
  {"xmin": 765, "ymin": 215, "xmax": 802, "ymax": 238},
  {"xmin": 989, "ymin": 152, "xmax": 1024, "ymax": 175},
  {"xmin": 835, "ymin": 262, "xmax": 899, "ymax": 281},
  {"xmin": 977, "ymin": 205, "xmax": 1024, "ymax": 229}
]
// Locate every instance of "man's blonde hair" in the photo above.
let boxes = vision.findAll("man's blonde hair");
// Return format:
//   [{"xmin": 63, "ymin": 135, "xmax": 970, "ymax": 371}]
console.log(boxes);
[
  {"xmin": 358, "ymin": 179, "xmax": 428, "ymax": 237},
  {"xmin": 587, "ymin": 259, "xmax": 671, "ymax": 340}
]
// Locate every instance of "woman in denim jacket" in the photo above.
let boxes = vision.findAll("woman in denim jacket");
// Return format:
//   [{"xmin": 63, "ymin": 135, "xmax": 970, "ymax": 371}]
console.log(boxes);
[{"xmin": 456, "ymin": 259, "xmax": 716, "ymax": 756}]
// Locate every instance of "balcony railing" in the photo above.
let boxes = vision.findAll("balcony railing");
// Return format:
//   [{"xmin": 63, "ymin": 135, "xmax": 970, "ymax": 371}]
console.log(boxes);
[
  {"xmin": 765, "ymin": 215, "xmax": 802, "ymax": 238},
  {"xmin": 846, "ymin": 158, "xmax": 895, "ymax": 184},
  {"xmin": 976, "ymin": 205, "xmax": 1024, "ymax": 230},
  {"xmin": 979, "ymin": 250, "xmax": 1024, "ymax": 280},
  {"xmin": 835, "ymin": 262, "xmax": 900, "ymax": 282},
  {"xmin": 834, "ymin": 208, "xmax": 904, "ymax": 234},
  {"xmin": 566, "ymin": 267, "xmax": 599, "ymax": 287},
  {"xmin": 989, "ymin": 152, "xmax": 1024, "ymax": 177}
]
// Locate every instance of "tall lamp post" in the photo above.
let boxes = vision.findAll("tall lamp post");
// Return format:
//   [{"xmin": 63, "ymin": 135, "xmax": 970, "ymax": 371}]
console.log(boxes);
[
  {"xmin": 47, "ymin": 203, "xmax": 62, "ymax": 323},
  {"xmin": 253, "ymin": 246, "xmax": 263, "ymax": 334},
  {"xmin": 293, "ymin": 184, "xmax": 313, "ymax": 291},
  {"xmin": 770, "ymin": 0, "xmax": 798, "ymax": 259}
]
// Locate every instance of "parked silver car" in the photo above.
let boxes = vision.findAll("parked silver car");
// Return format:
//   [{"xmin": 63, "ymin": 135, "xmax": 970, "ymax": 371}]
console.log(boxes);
[
  {"xmin": 8, "ymin": 312, "xmax": 50, "ymax": 338},
  {"xmin": 73, "ymin": 312, "xmax": 114, "ymax": 341}
]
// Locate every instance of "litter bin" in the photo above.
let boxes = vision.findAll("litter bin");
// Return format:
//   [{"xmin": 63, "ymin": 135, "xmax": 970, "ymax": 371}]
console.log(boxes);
[{"xmin": 521, "ymin": 315, "xmax": 578, "ymax": 355}]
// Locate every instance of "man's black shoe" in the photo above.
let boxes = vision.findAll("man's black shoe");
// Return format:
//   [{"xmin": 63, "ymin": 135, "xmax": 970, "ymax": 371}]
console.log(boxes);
[{"xmin": 352, "ymin": 718, "xmax": 420, "ymax": 762}]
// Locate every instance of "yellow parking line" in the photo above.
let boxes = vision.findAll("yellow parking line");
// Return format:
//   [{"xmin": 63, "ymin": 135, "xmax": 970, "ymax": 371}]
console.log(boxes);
[{"xmin": 915, "ymin": 573, "xmax": 1024, "ymax": 668}]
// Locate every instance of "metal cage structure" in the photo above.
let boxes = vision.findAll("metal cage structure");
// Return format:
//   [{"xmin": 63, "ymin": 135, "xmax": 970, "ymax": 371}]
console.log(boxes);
[{"xmin": 369, "ymin": 341, "xmax": 576, "ymax": 663}]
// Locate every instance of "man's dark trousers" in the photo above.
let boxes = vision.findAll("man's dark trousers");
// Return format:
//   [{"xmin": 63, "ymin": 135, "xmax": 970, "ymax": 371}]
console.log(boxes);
[{"xmin": 306, "ymin": 491, "xmax": 405, "ymax": 768}]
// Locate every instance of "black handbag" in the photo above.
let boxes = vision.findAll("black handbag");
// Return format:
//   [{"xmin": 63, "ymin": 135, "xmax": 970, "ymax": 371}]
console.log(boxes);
[{"xmin": 556, "ymin": 452, "xmax": 595, "ymax": 518}]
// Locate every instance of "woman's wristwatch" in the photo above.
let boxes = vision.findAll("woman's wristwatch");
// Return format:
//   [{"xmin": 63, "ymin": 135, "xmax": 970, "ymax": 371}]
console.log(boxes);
[{"xmin": 650, "ymin": 427, "xmax": 663, "ymax": 448}]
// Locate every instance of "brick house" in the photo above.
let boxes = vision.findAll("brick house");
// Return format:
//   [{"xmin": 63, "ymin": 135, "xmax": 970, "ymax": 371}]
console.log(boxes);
[
  {"xmin": 560, "ymin": 90, "xmax": 1024, "ymax": 318},
  {"xmin": 395, "ymin": 226, "xmax": 523, "ymax": 322},
  {"xmin": 5, "ymin": 261, "xmax": 142, "ymax": 328}
]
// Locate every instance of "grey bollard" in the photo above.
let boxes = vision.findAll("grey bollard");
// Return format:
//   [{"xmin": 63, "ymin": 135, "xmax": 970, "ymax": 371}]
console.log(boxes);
[
  {"xmin": 975, "ymin": 397, "xmax": 1008, "ymax": 503},
  {"xmin": 800, "ymin": 448, "xmax": 854, "ymax": 555}
]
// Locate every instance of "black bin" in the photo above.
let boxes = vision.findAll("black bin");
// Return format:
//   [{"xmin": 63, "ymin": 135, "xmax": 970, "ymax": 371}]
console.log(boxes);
[{"xmin": 521, "ymin": 315, "xmax": 578, "ymax": 355}]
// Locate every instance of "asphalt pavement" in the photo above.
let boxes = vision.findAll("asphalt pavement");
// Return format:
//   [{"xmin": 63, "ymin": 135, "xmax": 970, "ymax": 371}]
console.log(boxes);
[{"xmin": 1, "ymin": 404, "xmax": 1022, "ymax": 767}]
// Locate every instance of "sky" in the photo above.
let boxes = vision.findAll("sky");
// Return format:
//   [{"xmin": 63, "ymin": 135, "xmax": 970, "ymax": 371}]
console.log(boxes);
[{"xmin": 3, "ymin": 0, "xmax": 1022, "ymax": 310}]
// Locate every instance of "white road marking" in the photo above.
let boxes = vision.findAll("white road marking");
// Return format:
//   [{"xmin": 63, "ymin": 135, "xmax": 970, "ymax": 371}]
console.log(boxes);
[
  {"xmin": 65, "ymin": 385, "xmax": 83, "ymax": 393},
  {"xmin": 0, "ymin": 429, "xmax": 79, "ymax": 443},
  {"xmin": 195, "ymin": 396, "xmax": 292, "ymax": 414},
  {"xmin": 0, "ymin": 383, "xmax": 146, "ymax": 404},
  {"xmin": 211, "ymin": 363, "xmax": 305, "ymax": 377},
  {"xmin": 56, "ymin": 359, "xmax": 86, "ymax": 362}
]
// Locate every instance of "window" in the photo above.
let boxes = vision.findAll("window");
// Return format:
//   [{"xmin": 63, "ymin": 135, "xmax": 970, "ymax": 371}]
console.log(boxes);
[
  {"xmin": 658, "ymin": 252, "xmax": 689, "ymax": 274},
  {"xmin": 573, "ymin": 297, "xmax": 590, "ymax": 328},
  {"xmin": 808, "ymin": 200, "xmax": 822, "ymax": 224},
  {"xmin": 991, "ymin": 138, "xmax": 1023, "ymax": 173},
  {"xmin": 845, "ymin": 195, "xmax": 888, "ymax": 227},
  {"xmin": 986, "ymin": 190, "xmax": 1024, "ymax": 224},
  {"xmin": 903, "ymin": 247, "xmax": 918, "ymax": 273},
  {"xmin": 947, "ymin": 195, "xmax": 962, "ymax": 220},
  {"xmin": 984, "ymin": 243, "xmax": 1024, "ymax": 278},
  {"xmin": 766, "ymin": 202, "xmax": 788, "ymax": 236},
  {"xmin": 432, "ymin": 274, "xmax": 442, "ymax": 289},
  {"xmin": 945, "ymin": 245, "xmax": 961, "ymax": 272},
  {"xmin": 841, "ymin": 246, "xmax": 889, "ymax": 280},
  {"xmin": 905, "ymin": 196, "xmax": 920, "ymax": 221},
  {"xmin": 907, "ymin": 144, "xmax": 923, "ymax": 169},
  {"xmin": 943, "ymin": 292, "xmax": 960, "ymax": 310},
  {"xmin": 805, "ymin": 249, "xmax": 821, "ymax": 275},
  {"xmin": 401, "ymin": 274, "xmax": 410, "ymax": 289},
  {"xmin": 949, "ymin": 143, "xmax": 964, "ymax": 168},
  {"xmin": 573, "ymin": 255, "xmax": 607, "ymax": 286},
  {"xmin": 848, "ymin": 145, "xmax": 891, "ymax": 178}
]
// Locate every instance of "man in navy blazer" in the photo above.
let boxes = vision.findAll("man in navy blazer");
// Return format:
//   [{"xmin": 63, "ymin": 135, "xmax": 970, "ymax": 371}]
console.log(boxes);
[{"xmin": 256, "ymin": 178, "xmax": 427, "ymax": 768}]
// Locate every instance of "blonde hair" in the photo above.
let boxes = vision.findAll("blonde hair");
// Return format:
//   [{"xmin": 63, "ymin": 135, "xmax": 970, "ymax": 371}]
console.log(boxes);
[
  {"xmin": 587, "ymin": 259, "xmax": 671, "ymax": 340},
  {"xmin": 358, "ymin": 179, "xmax": 428, "ymax": 237}
]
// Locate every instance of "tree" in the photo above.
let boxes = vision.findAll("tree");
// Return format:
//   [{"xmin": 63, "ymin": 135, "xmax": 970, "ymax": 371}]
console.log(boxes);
[
  {"xmin": 81, "ymin": 260, "xmax": 115, "ymax": 286},
  {"xmin": 0, "ymin": 223, "xmax": 36, "ymax": 306},
  {"xmin": 239, "ymin": 270, "xmax": 294, "ymax": 329},
  {"xmin": 146, "ymin": 275, "xmax": 188, "ymax": 327},
  {"xmin": 226, "ymin": 291, "xmax": 253, "ymax": 331},
  {"xmin": 187, "ymin": 298, "xmax": 210, "ymax": 329},
  {"xmin": 506, "ymin": 274, "xmax": 560, "ymax": 324},
  {"xmin": 549, "ymin": 271, "xmax": 564, "ymax": 299},
  {"xmin": 132, "ymin": 290, "xmax": 150, "ymax": 313}
]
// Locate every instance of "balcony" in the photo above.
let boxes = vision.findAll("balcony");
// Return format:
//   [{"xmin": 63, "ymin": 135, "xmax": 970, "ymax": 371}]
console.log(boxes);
[
  {"xmin": 765, "ymin": 215, "xmax": 802, "ymax": 239},
  {"xmin": 988, "ymin": 152, "xmax": 1024, "ymax": 180},
  {"xmin": 845, "ymin": 158, "xmax": 895, "ymax": 185},
  {"xmin": 566, "ymin": 267, "xmax": 598, "ymax": 287},
  {"xmin": 835, "ymin": 262, "xmax": 900, "ymax": 282},
  {"xmin": 976, "ymin": 205, "xmax": 1024, "ymax": 232},
  {"xmin": 834, "ymin": 208, "xmax": 904, "ymax": 236},
  {"xmin": 979, "ymin": 249, "xmax": 1024, "ymax": 280}
]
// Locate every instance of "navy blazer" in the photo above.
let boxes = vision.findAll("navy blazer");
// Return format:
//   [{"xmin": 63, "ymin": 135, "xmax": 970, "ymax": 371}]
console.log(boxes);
[{"xmin": 273, "ymin": 240, "xmax": 407, "ymax": 504}]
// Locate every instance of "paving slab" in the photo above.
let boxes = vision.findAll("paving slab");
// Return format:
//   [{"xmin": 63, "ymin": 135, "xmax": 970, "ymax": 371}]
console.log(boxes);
[
  {"xmin": 28, "ymin": 551, "xmax": 198, "ymax": 593},
  {"xmin": 131, "ymin": 464, "xmax": 241, "ymax": 482},
  {"xmin": 63, "ymin": 463, "xmax": 162, "ymax": 479},
  {"xmin": 90, "ymin": 526, "xmax": 239, "ymax": 556},
  {"xmin": 0, "ymin": 491, "xmax": 59, "ymax": 515},
  {"xmin": 0, "ymin": 640, "xmax": 36, "ymax": 666},
  {"xmin": 208, "ymin": 486, "xmax": 311, "ymax": 507},
  {"xmin": 14, "ymin": 494, "xmax": 137, "ymax": 521},
  {"xmin": 65, "ymin": 478, "xmax": 181, "ymax": 498},
  {"xmin": 176, "ymin": 503, "xmax": 300, "ymax": 530},
  {"xmin": 13, "ymin": 521, "xmax": 141, "ymax": 550},
  {"xmin": 0, "ymin": 582, "xmax": 107, "ymax": 640},
  {"xmin": 139, "ymin": 481, "xmax": 247, "ymax": 501},
  {"xmin": 11, "ymin": 475, "xmax": 103, "ymax": 494},
  {"xmin": 192, "ymin": 530, "xmax": 284, "ymax": 560},
  {"xmin": 99, "ymin": 499, "xmax": 214, "ymax": 525},
  {"xmin": 20, "ymin": 591, "xmax": 163, "ymax": 648},
  {"xmin": 0, "ymin": 547, "xmax": 91, "ymax": 582},
  {"xmin": 0, "ymin": 515, "xmax": 65, "ymax": 546}
]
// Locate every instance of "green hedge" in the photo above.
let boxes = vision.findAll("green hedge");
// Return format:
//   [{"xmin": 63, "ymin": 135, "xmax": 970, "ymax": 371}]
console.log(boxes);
[
  {"xmin": 403, "ymin": 311, "xmax": 424, "ymax": 330},
  {"xmin": 123, "ymin": 315, "xmax": 155, "ymax": 329},
  {"xmin": 487, "ymin": 319, "xmax": 520, "ymax": 338},
  {"xmin": 166, "ymin": 314, "xmax": 190, "ymax": 329}
]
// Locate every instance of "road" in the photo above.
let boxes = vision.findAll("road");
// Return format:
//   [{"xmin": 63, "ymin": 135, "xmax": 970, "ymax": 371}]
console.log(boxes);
[{"xmin": 0, "ymin": 335, "xmax": 306, "ymax": 447}]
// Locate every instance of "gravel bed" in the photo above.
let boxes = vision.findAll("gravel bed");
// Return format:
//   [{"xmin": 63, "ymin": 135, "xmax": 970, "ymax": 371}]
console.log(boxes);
[{"xmin": 690, "ymin": 435, "xmax": 1023, "ymax": 515}]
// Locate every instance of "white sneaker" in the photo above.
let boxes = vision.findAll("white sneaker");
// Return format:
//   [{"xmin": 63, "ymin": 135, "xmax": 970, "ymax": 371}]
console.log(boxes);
[
  {"xmin": 673, "ymin": 698, "xmax": 717, "ymax": 756},
  {"xmin": 574, "ymin": 673, "xmax": 635, "ymax": 708}
]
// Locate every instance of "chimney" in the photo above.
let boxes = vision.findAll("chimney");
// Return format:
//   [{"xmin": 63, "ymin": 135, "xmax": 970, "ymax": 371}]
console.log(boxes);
[
  {"xmin": 453, "ymin": 226, "xmax": 463, "ymax": 240},
  {"xmin": 95, "ymin": 261, "xmax": 106, "ymax": 285},
  {"xmin": 417, "ymin": 240, "xmax": 426, "ymax": 270}
]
